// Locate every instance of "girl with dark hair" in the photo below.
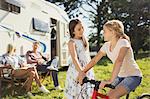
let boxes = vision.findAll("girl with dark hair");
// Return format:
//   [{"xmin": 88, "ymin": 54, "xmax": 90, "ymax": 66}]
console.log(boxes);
[{"xmin": 64, "ymin": 19, "xmax": 95, "ymax": 99}]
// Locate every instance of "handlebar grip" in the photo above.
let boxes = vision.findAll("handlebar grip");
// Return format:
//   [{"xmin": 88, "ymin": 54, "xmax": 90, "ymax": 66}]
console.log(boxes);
[
  {"xmin": 104, "ymin": 84, "xmax": 115, "ymax": 89},
  {"xmin": 80, "ymin": 77, "xmax": 87, "ymax": 86},
  {"xmin": 82, "ymin": 77, "xmax": 88, "ymax": 85}
]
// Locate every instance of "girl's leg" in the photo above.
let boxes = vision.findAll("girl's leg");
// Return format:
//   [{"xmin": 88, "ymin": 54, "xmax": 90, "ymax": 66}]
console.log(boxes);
[
  {"xmin": 108, "ymin": 76, "xmax": 142, "ymax": 99},
  {"xmin": 108, "ymin": 85, "xmax": 128, "ymax": 99}
]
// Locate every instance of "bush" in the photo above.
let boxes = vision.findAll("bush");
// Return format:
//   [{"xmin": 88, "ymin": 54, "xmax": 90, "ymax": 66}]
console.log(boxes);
[{"xmin": 97, "ymin": 56, "xmax": 111, "ymax": 66}]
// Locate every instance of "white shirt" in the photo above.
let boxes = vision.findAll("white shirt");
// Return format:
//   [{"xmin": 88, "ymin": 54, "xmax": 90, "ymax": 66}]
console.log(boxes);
[
  {"xmin": 100, "ymin": 39, "xmax": 142, "ymax": 77},
  {"xmin": 4, "ymin": 54, "xmax": 24, "ymax": 70}
]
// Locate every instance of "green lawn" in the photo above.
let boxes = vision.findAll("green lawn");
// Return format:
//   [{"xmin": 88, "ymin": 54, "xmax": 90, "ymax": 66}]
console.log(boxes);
[{"xmin": 2, "ymin": 58, "xmax": 150, "ymax": 99}]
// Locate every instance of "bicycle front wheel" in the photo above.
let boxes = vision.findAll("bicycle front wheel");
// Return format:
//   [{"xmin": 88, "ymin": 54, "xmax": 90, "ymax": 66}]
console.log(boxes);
[{"xmin": 137, "ymin": 93, "xmax": 150, "ymax": 99}]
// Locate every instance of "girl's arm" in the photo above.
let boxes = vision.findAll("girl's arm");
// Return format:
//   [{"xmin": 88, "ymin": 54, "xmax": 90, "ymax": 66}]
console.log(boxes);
[
  {"xmin": 39, "ymin": 52, "xmax": 49, "ymax": 61},
  {"xmin": 77, "ymin": 50, "xmax": 105, "ymax": 84},
  {"xmin": 83, "ymin": 50, "xmax": 105, "ymax": 73},
  {"xmin": 109, "ymin": 47, "xmax": 129, "ymax": 83},
  {"xmin": 68, "ymin": 40, "xmax": 83, "ymax": 72},
  {"xmin": 99, "ymin": 47, "xmax": 129, "ymax": 88}
]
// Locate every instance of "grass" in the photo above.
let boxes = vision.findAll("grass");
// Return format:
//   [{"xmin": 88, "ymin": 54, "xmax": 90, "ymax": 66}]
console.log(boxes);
[{"xmin": 1, "ymin": 57, "xmax": 150, "ymax": 99}]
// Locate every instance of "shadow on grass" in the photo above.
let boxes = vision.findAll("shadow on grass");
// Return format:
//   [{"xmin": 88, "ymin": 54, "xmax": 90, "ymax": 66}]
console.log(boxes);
[{"xmin": 1, "ymin": 81, "xmax": 27, "ymax": 98}]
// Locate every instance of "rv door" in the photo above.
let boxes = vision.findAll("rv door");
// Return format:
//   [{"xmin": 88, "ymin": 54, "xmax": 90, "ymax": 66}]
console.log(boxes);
[{"xmin": 57, "ymin": 21, "xmax": 69, "ymax": 66}]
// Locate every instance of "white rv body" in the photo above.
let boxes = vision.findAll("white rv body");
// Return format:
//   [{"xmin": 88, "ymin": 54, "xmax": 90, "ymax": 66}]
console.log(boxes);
[{"xmin": 0, "ymin": 0, "xmax": 70, "ymax": 66}]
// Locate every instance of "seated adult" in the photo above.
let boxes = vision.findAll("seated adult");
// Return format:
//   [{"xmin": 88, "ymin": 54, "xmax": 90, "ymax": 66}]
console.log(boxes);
[
  {"xmin": 26, "ymin": 41, "xmax": 62, "ymax": 90},
  {"xmin": 2, "ymin": 43, "xmax": 50, "ymax": 96}
]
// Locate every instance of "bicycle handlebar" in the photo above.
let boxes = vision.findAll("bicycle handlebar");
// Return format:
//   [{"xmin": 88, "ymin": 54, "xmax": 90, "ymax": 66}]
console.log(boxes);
[
  {"xmin": 82, "ymin": 77, "xmax": 115, "ymax": 89},
  {"xmin": 104, "ymin": 84, "xmax": 115, "ymax": 89}
]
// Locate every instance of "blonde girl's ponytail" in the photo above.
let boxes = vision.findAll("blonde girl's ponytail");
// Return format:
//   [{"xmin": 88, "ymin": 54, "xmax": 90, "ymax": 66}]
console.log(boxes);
[{"xmin": 121, "ymin": 33, "xmax": 130, "ymax": 42}]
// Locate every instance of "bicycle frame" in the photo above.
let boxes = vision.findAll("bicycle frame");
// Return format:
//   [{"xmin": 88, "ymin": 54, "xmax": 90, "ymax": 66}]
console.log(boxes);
[
  {"xmin": 92, "ymin": 90, "xmax": 109, "ymax": 99},
  {"xmin": 82, "ymin": 77, "xmax": 115, "ymax": 99},
  {"xmin": 82, "ymin": 77, "xmax": 149, "ymax": 99}
]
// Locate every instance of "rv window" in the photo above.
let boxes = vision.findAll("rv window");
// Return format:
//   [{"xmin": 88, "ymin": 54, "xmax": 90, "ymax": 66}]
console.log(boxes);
[
  {"xmin": 0, "ymin": 0, "xmax": 20, "ymax": 14},
  {"xmin": 32, "ymin": 18, "xmax": 49, "ymax": 33}
]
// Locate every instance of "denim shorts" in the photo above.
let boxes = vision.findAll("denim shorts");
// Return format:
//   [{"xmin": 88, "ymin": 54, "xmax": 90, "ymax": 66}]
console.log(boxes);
[{"xmin": 111, "ymin": 76, "xmax": 142, "ymax": 93}]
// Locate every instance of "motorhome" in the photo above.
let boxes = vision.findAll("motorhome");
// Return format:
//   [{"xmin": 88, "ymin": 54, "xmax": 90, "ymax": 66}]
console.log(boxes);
[{"xmin": 0, "ymin": 0, "xmax": 70, "ymax": 66}]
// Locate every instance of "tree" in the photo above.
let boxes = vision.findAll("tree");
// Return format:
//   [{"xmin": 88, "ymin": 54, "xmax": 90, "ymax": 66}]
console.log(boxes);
[
  {"xmin": 45, "ymin": 0, "xmax": 83, "ymax": 18},
  {"xmin": 110, "ymin": 0, "xmax": 150, "ymax": 54},
  {"xmin": 82, "ymin": 0, "xmax": 114, "ymax": 50},
  {"xmin": 85, "ymin": 0, "xmax": 150, "ymax": 54},
  {"xmin": 46, "ymin": 0, "xmax": 150, "ymax": 55},
  {"xmin": 46, "ymin": 0, "xmax": 112, "ymax": 49}
]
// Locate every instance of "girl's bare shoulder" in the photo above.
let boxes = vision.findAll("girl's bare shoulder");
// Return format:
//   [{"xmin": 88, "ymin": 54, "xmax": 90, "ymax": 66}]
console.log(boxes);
[{"xmin": 68, "ymin": 39, "xmax": 75, "ymax": 45}]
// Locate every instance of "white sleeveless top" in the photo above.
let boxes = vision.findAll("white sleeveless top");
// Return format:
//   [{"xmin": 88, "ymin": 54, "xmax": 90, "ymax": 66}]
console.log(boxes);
[{"xmin": 65, "ymin": 39, "xmax": 94, "ymax": 98}]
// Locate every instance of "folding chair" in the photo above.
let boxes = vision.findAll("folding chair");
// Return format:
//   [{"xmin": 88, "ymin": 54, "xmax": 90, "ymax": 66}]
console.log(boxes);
[
  {"xmin": 40, "ymin": 71, "xmax": 52, "ymax": 83},
  {"xmin": 0, "ymin": 64, "xmax": 14, "ymax": 95},
  {"xmin": 40, "ymin": 56, "xmax": 59, "ymax": 83},
  {"xmin": 0, "ymin": 64, "xmax": 27, "ymax": 96}
]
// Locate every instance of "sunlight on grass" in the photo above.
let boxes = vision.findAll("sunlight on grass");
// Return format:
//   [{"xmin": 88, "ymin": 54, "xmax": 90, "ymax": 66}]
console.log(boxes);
[{"xmin": 2, "ymin": 58, "xmax": 150, "ymax": 99}]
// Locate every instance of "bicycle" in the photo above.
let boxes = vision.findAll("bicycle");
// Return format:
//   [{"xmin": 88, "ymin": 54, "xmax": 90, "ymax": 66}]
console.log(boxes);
[{"xmin": 82, "ymin": 77, "xmax": 150, "ymax": 99}]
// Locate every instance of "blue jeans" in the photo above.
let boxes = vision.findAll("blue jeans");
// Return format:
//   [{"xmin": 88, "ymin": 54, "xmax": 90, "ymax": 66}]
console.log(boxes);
[
  {"xmin": 36, "ymin": 64, "xmax": 59, "ymax": 87},
  {"xmin": 112, "ymin": 76, "xmax": 142, "ymax": 93}
]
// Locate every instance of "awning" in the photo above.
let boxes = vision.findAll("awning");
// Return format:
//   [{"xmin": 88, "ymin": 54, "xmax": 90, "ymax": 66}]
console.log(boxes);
[
  {"xmin": 0, "ymin": 26, "xmax": 8, "ymax": 31},
  {"xmin": 5, "ymin": 0, "xmax": 25, "ymax": 8}
]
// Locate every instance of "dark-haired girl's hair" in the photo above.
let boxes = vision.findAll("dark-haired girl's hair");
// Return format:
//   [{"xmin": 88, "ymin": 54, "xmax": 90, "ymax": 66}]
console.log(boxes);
[
  {"xmin": 69, "ymin": 19, "xmax": 89, "ymax": 50},
  {"xmin": 69, "ymin": 19, "xmax": 81, "ymax": 38}
]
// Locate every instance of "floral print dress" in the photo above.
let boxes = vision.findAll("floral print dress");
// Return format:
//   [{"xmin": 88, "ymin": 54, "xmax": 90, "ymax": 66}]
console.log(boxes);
[{"xmin": 64, "ymin": 39, "xmax": 95, "ymax": 99}]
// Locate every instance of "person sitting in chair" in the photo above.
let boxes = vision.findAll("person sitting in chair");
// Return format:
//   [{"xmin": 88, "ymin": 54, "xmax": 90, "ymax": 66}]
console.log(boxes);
[
  {"xmin": 2, "ymin": 43, "xmax": 50, "ymax": 97},
  {"xmin": 26, "ymin": 41, "xmax": 62, "ymax": 90}
]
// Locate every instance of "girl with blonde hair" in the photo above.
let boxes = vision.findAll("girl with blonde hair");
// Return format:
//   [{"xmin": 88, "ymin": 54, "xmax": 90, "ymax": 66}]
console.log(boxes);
[{"xmin": 78, "ymin": 20, "xmax": 142, "ymax": 99}]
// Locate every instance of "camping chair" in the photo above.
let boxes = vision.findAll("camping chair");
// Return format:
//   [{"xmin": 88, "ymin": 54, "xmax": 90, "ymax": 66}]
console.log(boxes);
[
  {"xmin": 0, "ymin": 64, "xmax": 27, "ymax": 96},
  {"xmin": 39, "ymin": 70, "xmax": 52, "ymax": 83},
  {"xmin": 0, "ymin": 64, "xmax": 14, "ymax": 96},
  {"xmin": 39, "ymin": 56, "xmax": 59, "ymax": 83}
]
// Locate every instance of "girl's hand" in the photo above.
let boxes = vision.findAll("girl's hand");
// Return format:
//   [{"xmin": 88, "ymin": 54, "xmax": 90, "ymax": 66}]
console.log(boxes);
[
  {"xmin": 99, "ymin": 81, "xmax": 111, "ymax": 89},
  {"xmin": 77, "ymin": 71, "xmax": 86, "ymax": 85}
]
